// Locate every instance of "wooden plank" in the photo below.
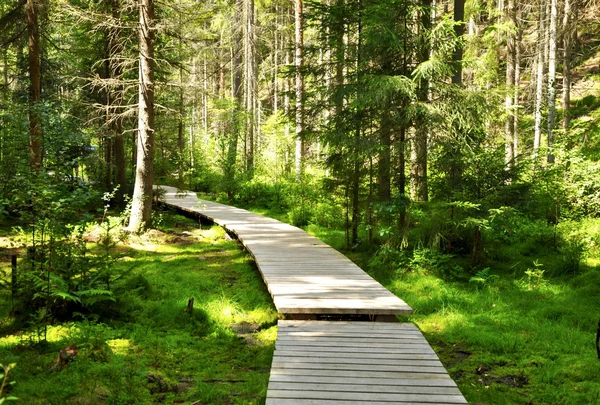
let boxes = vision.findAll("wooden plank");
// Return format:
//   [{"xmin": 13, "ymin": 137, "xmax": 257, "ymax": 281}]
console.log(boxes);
[
  {"xmin": 269, "ymin": 367, "xmax": 452, "ymax": 380},
  {"xmin": 268, "ymin": 374, "xmax": 458, "ymax": 387},
  {"xmin": 273, "ymin": 345, "xmax": 436, "ymax": 355},
  {"xmin": 267, "ymin": 382, "xmax": 462, "ymax": 396},
  {"xmin": 270, "ymin": 361, "xmax": 447, "ymax": 374},
  {"xmin": 267, "ymin": 390, "xmax": 467, "ymax": 404},
  {"xmin": 272, "ymin": 356, "xmax": 444, "ymax": 367},
  {"xmin": 265, "ymin": 398, "xmax": 466, "ymax": 405},
  {"xmin": 273, "ymin": 351, "xmax": 439, "ymax": 360}
]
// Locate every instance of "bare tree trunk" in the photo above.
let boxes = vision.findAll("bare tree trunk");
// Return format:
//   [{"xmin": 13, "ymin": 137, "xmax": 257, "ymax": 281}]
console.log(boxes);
[
  {"xmin": 504, "ymin": 0, "xmax": 516, "ymax": 168},
  {"xmin": 411, "ymin": 0, "xmax": 430, "ymax": 202},
  {"xmin": 294, "ymin": 0, "xmax": 304, "ymax": 181},
  {"xmin": 273, "ymin": 7, "xmax": 279, "ymax": 115},
  {"xmin": 225, "ymin": 0, "xmax": 244, "ymax": 198},
  {"xmin": 110, "ymin": 0, "xmax": 127, "ymax": 206},
  {"xmin": 533, "ymin": 0, "xmax": 546, "ymax": 157},
  {"xmin": 562, "ymin": 0, "xmax": 574, "ymax": 131},
  {"xmin": 245, "ymin": 0, "xmax": 256, "ymax": 174},
  {"xmin": 128, "ymin": 0, "xmax": 155, "ymax": 233},
  {"xmin": 513, "ymin": 1, "xmax": 521, "ymax": 160},
  {"xmin": 378, "ymin": 115, "xmax": 391, "ymax": 202},
  {"xmin": 451, "ymin": 0, "xmax": 464, "ymax": 85},
  {"xmin": 26, "ymin": 0, "xmax": 42, "ymax": 169},
  {"xmin": 177, "ymin": 65, "xmax": 184, "ymax": 186},
  {"xmin": 547, "ymin": 0, "xmax": 557, "ymax": 163}
]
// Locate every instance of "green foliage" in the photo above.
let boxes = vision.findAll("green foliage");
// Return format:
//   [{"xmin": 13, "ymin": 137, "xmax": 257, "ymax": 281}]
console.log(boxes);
[
  {"xmin": 469, "ymin": 268, "xmax": 498, "ymax": 289},
  {"xmin": 517, "ymin": 261, "xmax": 547, "ymax": 291},
  {"xmin": 0, "ymin": 363, "xmax": 17, "ymax": 403}
]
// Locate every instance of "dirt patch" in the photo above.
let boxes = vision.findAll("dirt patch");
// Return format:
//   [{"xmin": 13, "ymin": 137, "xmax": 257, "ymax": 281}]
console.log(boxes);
[
  {"xmin": 229, "ymin": 322, "xmax": 263, "ymax": 346},
  {"xmin": 476, "ymin": 364, "xmax": 529, "ymax": 388}
]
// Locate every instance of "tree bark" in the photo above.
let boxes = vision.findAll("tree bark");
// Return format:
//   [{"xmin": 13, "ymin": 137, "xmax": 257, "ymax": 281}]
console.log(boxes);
[
  {"xmin": 110, "ymin": 0, "xmax": 126, "ymax": 206},
  {"xmin": 411, "ymin": 0, "xmax": 430, "ymax": 202},
  {"xmin": 26, "ymin": 0, "xmax": 42, "ymax": 169},
  {"xmin": 504, "ymin": 0, "xmax": 516, "ymax": 168},
  {"xmin": 513, "ymin": 1, "xmax": 522, "ymax": 160},
  {"xmin": 294, "ymin": 0, "xmax": 304, "ymax": 181},
  {"xmin": 127, "ymin": 0, "xmax": 155, "ymax": 233},
  {"xmin": 451, "ymin": 0, "xmax": 464, "ymax": 85},
  {"xmin": 547, "ymin": 0, "xmax": 558, "ymax": 163},
  {"xmin": 562, "ymin": 0, "xmax": 574, "ymax": 132},
  {"xmin": 533, "ymin": 0, "xmax": 546, "ymax": 157},
  {"xmin": 378, "ymin": 115, "xmax": 391, "ymax": 202}
]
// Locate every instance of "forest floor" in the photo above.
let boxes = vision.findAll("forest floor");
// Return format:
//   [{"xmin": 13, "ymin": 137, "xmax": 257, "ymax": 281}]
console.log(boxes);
[{"xmin": 0, "ymin": 212, "xmax": 278, "ymax": 404}]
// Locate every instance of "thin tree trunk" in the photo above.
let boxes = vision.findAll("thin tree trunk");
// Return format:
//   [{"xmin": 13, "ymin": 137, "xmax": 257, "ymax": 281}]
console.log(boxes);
[
  {"xmin": 273, "ymin": 7, "xmax": 279, "ymax": 115},
  {"xmin": 504, "ymin": 0, "xmax": 516, "ymax": 168},
  {"xmin": 547, "ymin": 0, "xmax": 557, "ymax": 163},
  {"xmin": 533, "ymin": 0, "xmax": 546, "ymax": 157},
  {"xmin": 378, "ymin": 115, "xmax": 391, "ymax": 202},
  {"xmin": 111, "ymin": 0, "xmax": 126, "ymax": 206},
  {"xmin": 513, "ymin": 1, "xmax": 521, "ymax": 159},
  {"xmin": 225, "ymin": 0, "xmax": 244, "ymax": 198},
  {"xmin": 351, "ymin": 0, "xmax": 363, "ymax": 245},
  {"xmin": 451, "ymin": 0, "xmax": 464, "ymax": 85},
  {"xmin": 562, "ymin": 0, "xmax": 573, "ymax": 131},
  {"xmin": 26, "ymin": 0, "xmax": 42, "ymax": 169},
  {"xmin": 128, "ymin": 0, "xmax": 155, "ymax": 233},
  {"xmin": 294, "ymin": 0, "xmax": 304, "ymax": 181},
  {"xmin": 411, "ymin": 0, "xmax": 430, "ymax": 201},
  {"xmin": 178, "ymin": 65, "xmax": 184, "ymax": 186},
  {"xmin": 246, "ymin": 0, "xmax": 256, "ymax": 174}
]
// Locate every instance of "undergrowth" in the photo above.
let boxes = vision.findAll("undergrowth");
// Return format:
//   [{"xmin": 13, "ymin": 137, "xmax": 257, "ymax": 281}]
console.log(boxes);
[{"xmin": 0, "ymin": 212, "xmax": 278, "ymax": 404}]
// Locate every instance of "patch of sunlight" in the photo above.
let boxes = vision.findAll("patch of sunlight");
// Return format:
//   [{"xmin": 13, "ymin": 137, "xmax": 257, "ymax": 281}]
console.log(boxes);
[
  {"xmin": 255, "ymin": 326, "xmax": 277, "ymax": 345},
  {"xmin": 417, "ymin": 311, "xmax": 468, "ymax": 334},
  {"xmin": 585, "ymin": 257, "xmax": 600, "ymax": 267},
  {"xmin": 206, "ymin": 293, "xmax": 242, "ymax": 324},
  {"xmin": 198, "ymin": 227, "xmax": 227, "ymax": 243},
  {"xmin": 244, "ymin": 309, "xmax": 277, "ymax": 325},
  {"xmin": 107, "ymin": 339, "xmax": 131, "ymax": 355},
  {"xmin": 0, "ymin": 324, "xmax": 72, "ymax": 347}
]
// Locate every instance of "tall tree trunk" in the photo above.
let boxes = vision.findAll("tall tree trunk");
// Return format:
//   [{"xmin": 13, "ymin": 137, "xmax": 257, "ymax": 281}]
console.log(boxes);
[
  {"xmin": 351, "ymin": 0, "xmax": 362, "ymax": 246},
  {"xmin": 378, "ymin": 114, "xmax": 391, "ymax": 202},
  {"xmin": 411, "ymin": 0, "xmax": 430, "ymax": 202},
  {"xmin": 177, "ymin": 65, "xmax": 184, "ymax": 186},
  {"xmin": 513, "ymin": 1, "xmax": 522, "ymax": 159},
  {"xmin": 294, "ymin": 0, "xmax": 304, "ymax": 181},
  {"xmin": 562, "ymin": 0, "xmax": 574, "ymax": 131},
  {"xmin": 547, "ymin": 0, "xmax": 558, "ymax": 163},
  {"xmin": 225, "ymin": 0, "xmax": 244, "ymax": 198},
  {"xmin": 451, "ymin": 0, "xmax": 464, "ymax": 84},
  {"xmin": 104, "ymin": 48, "xmax": 112, "ymax": 191},
  {"xmin": 504, "ymin": 0, "xmax": 516, "ymax": 168},
  {"xmin": 245, "ymin": 0, "xmax": 256, "ymax": 175},
  {"xmin": 110, "ymin": 0, "xmax": 127, "ymax": 206},
  {"xmin": 273, "ymin": 7, "xmax": 279, "ymax": 116},
  {"xmin": 533, "ymin": 0, "xmax": 546, "ymax": 157},
  {"xmin": 26, "ymin": 0, "xmax": 42, "ymax": 169},
  {"xmin": 128, "ymin": 0, "xmax": 155, "ymax": 233}
]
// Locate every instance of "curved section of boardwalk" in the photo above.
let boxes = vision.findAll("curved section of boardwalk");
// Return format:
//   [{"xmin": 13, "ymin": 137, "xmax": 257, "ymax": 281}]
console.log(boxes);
[
  {"xmin": 158, "ymin": 186, "xmax": 466, "ymax": 404},
  {"xmin": 158, "ymin": 185, "xmax": 412, "ymax": 316}
]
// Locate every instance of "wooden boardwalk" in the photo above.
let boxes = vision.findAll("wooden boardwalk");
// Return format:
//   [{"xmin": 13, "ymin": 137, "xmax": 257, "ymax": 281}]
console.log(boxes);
[
  {"xmin": 157, "ymin": 186, "xmax": 466, "ymax": 404},
  {"xmin": 158, "ymin": 185, "xmax": 412, "ymax": 317}
]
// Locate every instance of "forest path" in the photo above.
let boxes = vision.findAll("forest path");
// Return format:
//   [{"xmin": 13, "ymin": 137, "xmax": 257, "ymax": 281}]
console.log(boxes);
[
  {"xmin": 157, "ymin": 185, "xmax": 466, "ymax": 404},
  {"xmin": 157, "ymin": 185, "xmax": 412, "ymax": 317}
]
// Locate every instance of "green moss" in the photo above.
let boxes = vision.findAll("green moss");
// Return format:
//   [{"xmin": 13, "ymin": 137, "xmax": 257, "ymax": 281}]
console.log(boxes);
[{"xmin": 0, "ymin": 214, "xmax": 277, "ymax": 404}]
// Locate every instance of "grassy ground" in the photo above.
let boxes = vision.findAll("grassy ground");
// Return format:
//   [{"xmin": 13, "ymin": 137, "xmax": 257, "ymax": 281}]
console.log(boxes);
[
  {"xmin": 238, "ymin": 203, "xmax": 600, "ymax": 405},
  {"xmin": 0, "ymin": 212, "xmax": 278, "ymax": 404}
]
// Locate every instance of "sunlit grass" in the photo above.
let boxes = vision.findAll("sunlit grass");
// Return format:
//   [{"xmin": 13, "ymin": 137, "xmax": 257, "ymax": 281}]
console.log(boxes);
[{"xmin": 0, "ymin": 212, "xmax": 278, "ymax": 404}]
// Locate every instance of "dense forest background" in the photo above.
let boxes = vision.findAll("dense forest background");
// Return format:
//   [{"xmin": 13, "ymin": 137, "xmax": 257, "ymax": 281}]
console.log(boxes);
[
  {"xmin": 2, "ymin": 0, "xmax": 600, "ymax": 402},
  {"xmin": 2, "ymin": 0, "xmax": 600, "ymax": 255}
]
